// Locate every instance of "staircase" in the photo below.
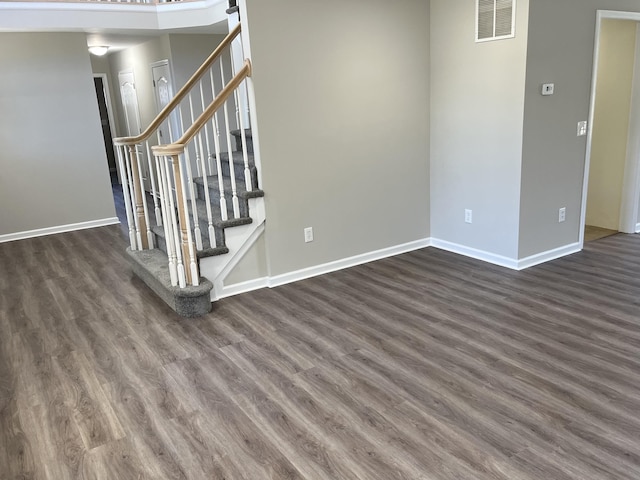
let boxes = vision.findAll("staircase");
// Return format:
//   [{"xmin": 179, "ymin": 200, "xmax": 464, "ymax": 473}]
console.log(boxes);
[{"xmin": 114, "ymin": 23, "xmax": 264, "ymax": 317}]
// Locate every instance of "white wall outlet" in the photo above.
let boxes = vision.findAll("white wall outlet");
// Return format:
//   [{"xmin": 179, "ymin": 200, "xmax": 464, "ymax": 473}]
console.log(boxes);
[
  {"xmin": 559, "ymin": 207, "xmax": 566, "ymax": 223},
  {"xmin": 541, "ymin": 83, "xmax": 555, "ymax": 96},
  {"xmin": 304, "ymin": 227, "xmax": 314, "ymax": 243},
  {"xmin": 577, "ymin": 121, "xmax": 588, "ymax": 137},
  {"xmin": 465, "ymin": 209, "xmax": 473, "ymax": 224}
]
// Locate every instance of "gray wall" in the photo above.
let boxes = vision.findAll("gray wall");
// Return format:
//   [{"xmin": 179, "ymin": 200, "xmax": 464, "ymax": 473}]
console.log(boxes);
[
  {"xmin": 243, "ymin": 0, "xmax": 430, "ymax": 277},
  {"xmin": 0, "ymin": 32, "xmax": 116, "ymax": 236},
  {"xmin": 430, "ymin": 0, "xmax": 530, "ymax": 260},
  {"xmin": 168, "ymin": 33, "xmax": 235, "ymax": 151},
  {"xmin": 586, "ymin": 19, "xmax": 637, "ymax": 231},
  {"xmin": 168, "ymin": 34, "xmax": 227, "ymax": 92},
  {"xmin": 519, "ymin": 0, "xmax": 640, "ymax": 257}
]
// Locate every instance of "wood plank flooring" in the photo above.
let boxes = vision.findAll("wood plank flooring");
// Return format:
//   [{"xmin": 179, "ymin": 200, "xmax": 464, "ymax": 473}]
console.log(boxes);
[
  {"xmin": 584, "ymin": 225, "xmax": 618, "ymax": 242},
  {"xmin": 1, "ymin": 227, "xmax": 640, "ymax": 479}
]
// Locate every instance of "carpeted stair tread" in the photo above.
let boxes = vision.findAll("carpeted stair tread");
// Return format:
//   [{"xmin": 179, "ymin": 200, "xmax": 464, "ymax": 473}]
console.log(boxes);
[
  {"xmin": 193, "ymin": 176, "xmax": 264, "ymax": 200},
  {"xmin": 188, "ymin": 197, "xmax": 253, "ymax": 229},
  {"xmin": 230, "ymin": 129, "xmax": 253, "ymax": 153},
  {"xmin": 218, "ymin": 150, "xmax": 254, "ymax": 164},
  {"xmin": 126, "ymin": 247, "xmax": 213, "ymax": 317},
  {"xmin": 151, "ymin": 225, "xmax": 231, "ymax": 258},
  {"xmin": 231, "ymin": 128, "xmax": 252, "ymax": 139}
]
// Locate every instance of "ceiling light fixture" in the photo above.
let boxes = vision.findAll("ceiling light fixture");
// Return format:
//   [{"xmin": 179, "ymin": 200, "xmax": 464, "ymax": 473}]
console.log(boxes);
[{"xmin": 88, "ymin": 46, "xmax": 109, "ymax": 56}]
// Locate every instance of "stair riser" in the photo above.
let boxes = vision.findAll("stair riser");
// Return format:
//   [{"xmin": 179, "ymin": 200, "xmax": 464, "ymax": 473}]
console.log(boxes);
[
  {"xmin": 194, "ymin": 183, "xmax": 251, "ymax": 219},
  {"xmin": 153, "ymin": 219, "xmax": 226, "ymax": 256},
  {"xmin": 232, "ymin": 130, "xmax": 253, "ymax": 154},
  {"xmin": 214, "ymin": 163, "xmax": 259, "ymax": 188}
]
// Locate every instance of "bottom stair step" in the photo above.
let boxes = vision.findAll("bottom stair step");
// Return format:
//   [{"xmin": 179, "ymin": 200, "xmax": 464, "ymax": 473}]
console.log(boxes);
[{"xmin": 126, "ymin": 247, "xmax": 213, "ymax": 317}]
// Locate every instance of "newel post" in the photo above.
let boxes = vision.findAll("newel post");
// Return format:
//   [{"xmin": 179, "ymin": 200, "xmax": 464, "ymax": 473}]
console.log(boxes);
[{"xmin": 128, "ymin": 145, "xmax": 149, "ymax": 250}]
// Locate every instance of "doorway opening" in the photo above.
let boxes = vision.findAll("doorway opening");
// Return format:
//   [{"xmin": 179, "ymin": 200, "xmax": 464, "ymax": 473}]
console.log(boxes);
[
  {"xmin": 93, "ymin": 75, "xmax": 118, "ymax": 184},
  {"xmin": 93, "ymin": 74, "xmax": 127, "ymax": 231},
  {"xmin": 582, "ymin": 11, "xmax": 640, "ymax": 245}
]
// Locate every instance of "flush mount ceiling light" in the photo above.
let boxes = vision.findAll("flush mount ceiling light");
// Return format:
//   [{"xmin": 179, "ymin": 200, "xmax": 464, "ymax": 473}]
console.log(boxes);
[{"xmin": 88, "ymin": 46, "xmax": 109, "ymax": 56}]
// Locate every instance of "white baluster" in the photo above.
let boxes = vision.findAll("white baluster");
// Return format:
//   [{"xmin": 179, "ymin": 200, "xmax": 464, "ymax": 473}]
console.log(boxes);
[
  {"xmin": 167, "ymin": 156, "xmax": 186, "ymax": 288},
  {"xmin": 156, "ymin": 156, "xmax": 178, "ymax": 286},
  {"xmin": 199, "ymin": 82, "xmax": 214, "ymax": 176},
  {"xmin": 145, "ymin": 140, "xmax": 162, "ymax": 226},
  {"xmin": 123, "ymin": 146, "xmax": 143, "ymax": 249},
  {"xmin": 196, "ymin": 130, "xmax": 217, "ymax": 248},
  {"xmin": 220, "ymin": 60, "xmax": 240, "ymax": 219},
  {"xmin": 210, "ymin": 67, "xmax": 228, "ymax": 221},
  {"xmin": 116, "ymin": 145, "xmax": 137, "ymax": 249},
  {"xmin": 188, "ymin": 93, "xmax": 202, "ymax": 178},
  {"xmin": 174, "ymin": 154, "xmax": 200, "ymax": 286},
  {"xmin": 234, "ymin": 78, "xmax": 253, "ymax": 192},
  {"xmin": 135, "ymin": 143, "xmax": 154, "ymax": 248},
  {"xmin": 182, "ymin": 147, "xmax": 203, "ymax": 251}
]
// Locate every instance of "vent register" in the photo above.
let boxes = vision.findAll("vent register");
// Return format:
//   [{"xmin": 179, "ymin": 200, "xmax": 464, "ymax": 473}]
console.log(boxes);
[{"xmin": 476, "ymin": 0, "xmax": 515, "ymax": 42}]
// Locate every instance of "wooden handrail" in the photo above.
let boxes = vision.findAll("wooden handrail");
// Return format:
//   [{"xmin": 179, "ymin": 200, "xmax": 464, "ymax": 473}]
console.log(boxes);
[
  {"xmin": 113, "ymin": 22, "xmax": 242, "ymax": 146},
  {"xmin": 152, "ymin": 58, "xmax": 251, "ymax": 156}
]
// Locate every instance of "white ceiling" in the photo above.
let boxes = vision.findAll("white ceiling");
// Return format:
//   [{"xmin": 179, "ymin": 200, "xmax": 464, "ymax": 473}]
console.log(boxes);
[{"xmin": 86, "ymin": 21, "xmax": 228, "ymax": 52}]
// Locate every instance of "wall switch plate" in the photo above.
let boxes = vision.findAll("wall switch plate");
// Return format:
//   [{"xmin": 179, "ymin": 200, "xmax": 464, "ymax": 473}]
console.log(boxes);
[
  {"xmin": 304, "ymin": 227, "xmax": 314, "ymax": 243},
  {"xmin": 577, "ymin": 121, "xmax": 588, "ymax": 137},
  {"xmin": 542, "ymin": 83, "xmax": 555, "ymax": 96},
  {"xmin": 465, "ymin": 209, "xmax": 473, "ymax": 224},
  {"xmin": 559, "ymin": 207, "xmax": 566, "ymax": 223}
]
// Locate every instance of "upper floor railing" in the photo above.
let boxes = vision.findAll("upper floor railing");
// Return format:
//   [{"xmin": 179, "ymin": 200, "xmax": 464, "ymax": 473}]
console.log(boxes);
[
  {"xmin": 0, "ymin": 0, "xmax": 190, "ymax": 3},
  {"xmin": 0, "ymin": 0, "xmax": 228, "ymax": 32}
]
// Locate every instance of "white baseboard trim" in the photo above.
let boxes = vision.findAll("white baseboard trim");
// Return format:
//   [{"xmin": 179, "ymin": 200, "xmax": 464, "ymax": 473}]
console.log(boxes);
[
  {"xmin": 430, "ymin": 238, "xmax": 582, "ymax": 271},
  {"xmin": 430, "ymin": 238, "xmax": 519, "ymax": 270},
  {"xmin": 0, "ymin": 217, "xmax": 120, "ymax": 244},
  {"xmin": 216, "ymin": 237, "xmax": 581, "ymax": 300},
  {"xmin": 636, "ymin": 223, "xmax": 640, "ymax": 233},
  {"xmin": 218, "ymin": 277, "xmax": 269, "ymax": 299},
  {"xmin": 516, "ymin": 242, "xmax": 582, "ymax": 270},
  {"xmin": 268, "ymin": 238, "xmax": 432, "ymax": 289}
]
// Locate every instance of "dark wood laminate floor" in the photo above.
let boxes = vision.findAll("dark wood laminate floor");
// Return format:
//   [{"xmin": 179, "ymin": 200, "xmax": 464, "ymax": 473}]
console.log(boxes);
[{"xmin": 1, "ymin": 227, "xmax": 640, "ymax": 479}]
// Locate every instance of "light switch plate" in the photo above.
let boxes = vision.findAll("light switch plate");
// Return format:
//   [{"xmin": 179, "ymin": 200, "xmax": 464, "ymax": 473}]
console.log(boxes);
[{"xmin": 577, "ymin": 121, "xmax": 588, "ymax": 137}]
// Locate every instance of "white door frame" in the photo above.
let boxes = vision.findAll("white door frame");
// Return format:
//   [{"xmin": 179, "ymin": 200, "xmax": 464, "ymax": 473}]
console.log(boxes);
[
  {"xmin": 580, "ymin": 9, "xmax": 640, "ymax": 245},
  {"xmin": 93, "ymin": 73, "xmax": 120, "ymax": 182},
  {"xmin": 620, "ymin": 23, "xmax": 640, "ymax": 234},
  {"xmin": 93, "ymin": 73, "xmax": 118, "ymax": 144}
]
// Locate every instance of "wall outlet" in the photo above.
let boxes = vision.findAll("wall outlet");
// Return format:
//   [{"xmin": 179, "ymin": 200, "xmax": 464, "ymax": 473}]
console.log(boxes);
[
  {"xmin": 465, "ymin": 209, "xmax": 473, "ymax": 224},
  {"xmin": 559, "ymin": 207, "xmax": 566, "ymax": 223},
  {"xmin": 541, "ymin": 83, "xmax": 555, "ymax": 96},
  {"xmin": 304, "ymin": 227, "xmax": 314, "ymax": 243}
]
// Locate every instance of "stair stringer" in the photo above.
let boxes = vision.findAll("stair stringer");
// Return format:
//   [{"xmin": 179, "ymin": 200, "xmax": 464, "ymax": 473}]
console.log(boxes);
[{"xmin": 199, "ymin": 196, "xmax": 266, "ymax": 301}]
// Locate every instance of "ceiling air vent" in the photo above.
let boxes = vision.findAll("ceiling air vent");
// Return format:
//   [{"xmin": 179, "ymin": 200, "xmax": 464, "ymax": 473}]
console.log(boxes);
[{"xmin": 476, "ymin": 0, "xmax": 515, "ymax": 42}]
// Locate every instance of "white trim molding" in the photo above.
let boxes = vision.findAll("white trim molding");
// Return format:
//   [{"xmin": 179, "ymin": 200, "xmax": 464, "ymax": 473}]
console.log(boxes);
[
  {"xmin": 636, "ymin": 223, "xmax": 640, "ymax": 233},
  {"xmin": 268, "ymin": 238, "xmax": 432, "ymax": 289},
  {"xmin": 219, "ymin": 277, "xmax": 269, "ymax": 299},
  {"xmin": 430, "ymin": 238, "xmax": 519, "ymax": 270},
  {"xmin": 220, "ymin": 237, "xmax": 583, "ymax": 299},
  {"xmin": 0, "ymin": 217, "xmax": 119, "ymax": 244},
  {"xmin": 516, "ymin": 242, "xmax": 581, "ymax": 270},
  {"xmin": 430, "ymin": 238, "xmax": 581, "ymax": 271}
]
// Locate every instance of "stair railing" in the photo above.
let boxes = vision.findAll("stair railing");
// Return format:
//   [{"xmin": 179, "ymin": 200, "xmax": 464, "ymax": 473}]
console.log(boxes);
[
  {"xmin": 113, "ymin": 23, "xmax": 243, "ymax": 252},
  {"xmin": 152, "ymin": 59, "xmax": 253, "ymax": 288}
]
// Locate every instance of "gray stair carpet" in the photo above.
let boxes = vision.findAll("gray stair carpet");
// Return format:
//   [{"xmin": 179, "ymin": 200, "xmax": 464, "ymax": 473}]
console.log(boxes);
[{"xmin": 125, "ymin": 132, "xmax": 262, "ymax": 317}]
